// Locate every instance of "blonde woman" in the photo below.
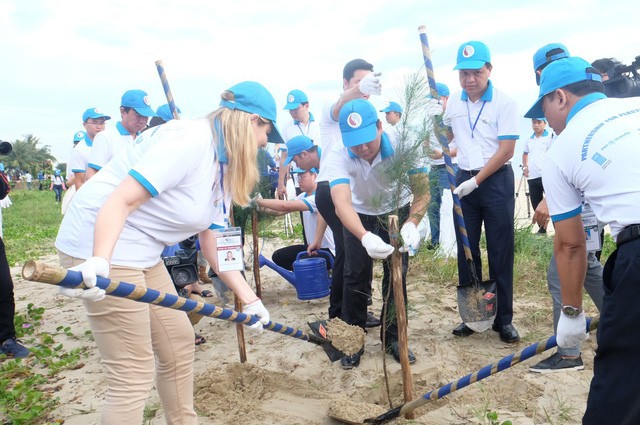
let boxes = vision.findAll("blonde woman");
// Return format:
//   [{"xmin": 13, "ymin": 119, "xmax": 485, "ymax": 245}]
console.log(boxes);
[{"xmin": 54, "ymin": 81, "xmax": 282, "ymax": 425}]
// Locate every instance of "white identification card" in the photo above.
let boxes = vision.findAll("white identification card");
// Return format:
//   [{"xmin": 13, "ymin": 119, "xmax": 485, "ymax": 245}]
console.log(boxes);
[
  {"xmin": 214, "ymin": 227, "xmax": 244, "ymax": 272},
  {"xmin": 582, "ymin": 203, "xmax": 602, "ymax": 252}
]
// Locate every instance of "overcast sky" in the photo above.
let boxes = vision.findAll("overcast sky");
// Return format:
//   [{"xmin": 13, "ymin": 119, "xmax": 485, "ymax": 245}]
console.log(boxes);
[{"xmin": 1, "ymin": 0, "xmax": 637, "ymax": 168}]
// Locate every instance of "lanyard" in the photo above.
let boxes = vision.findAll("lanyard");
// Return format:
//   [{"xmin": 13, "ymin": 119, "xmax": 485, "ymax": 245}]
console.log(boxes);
[
  {"xmin": 296, "ymin": 121, "xmax": 307, "ymax": 135},
  {"xmin": 219, "ymin": 162, "xmax": 226, "ymax": 216},
  {"xmin": 466, "ymin": 100, "xmax": 486, "ymax": 139}
]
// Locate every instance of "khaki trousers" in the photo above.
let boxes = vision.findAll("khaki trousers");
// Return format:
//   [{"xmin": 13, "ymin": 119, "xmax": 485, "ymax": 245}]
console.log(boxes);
[{"xmin": 59, "ymin": 252, "xmax": 198, "ymax": 425}]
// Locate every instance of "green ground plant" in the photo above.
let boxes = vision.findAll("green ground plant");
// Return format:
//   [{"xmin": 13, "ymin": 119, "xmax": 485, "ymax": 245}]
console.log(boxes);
[{"xmin": 3, "ymin": 189, "xmax": 63, "ymax": 266}]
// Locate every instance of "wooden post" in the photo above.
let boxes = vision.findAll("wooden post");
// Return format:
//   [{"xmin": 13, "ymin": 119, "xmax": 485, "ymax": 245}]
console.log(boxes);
[
  {"xmin": 229, "ymin": 207, "xmax": 247, "ymax": 363},
  {"xmin": 252, "ymin": 208, "xmax": 262, "ymax": 298},
  {"xmin": 388, "ymin": 215, "xmax": 414, "ymax": 419}
]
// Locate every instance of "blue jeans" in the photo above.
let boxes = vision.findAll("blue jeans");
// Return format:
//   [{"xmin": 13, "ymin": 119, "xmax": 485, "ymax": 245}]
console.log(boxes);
[
  {"xmin": 428, "ymin": 164, "xmax": 458, "ymax": 245},
  {"xmin": 547, "ymin": 251, "xmax": 604, "ymax": 356}
]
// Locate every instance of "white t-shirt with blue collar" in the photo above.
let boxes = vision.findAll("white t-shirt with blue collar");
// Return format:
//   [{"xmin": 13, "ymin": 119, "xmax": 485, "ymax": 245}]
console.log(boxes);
[
  {"xmin": 523, "ymin": 129, "xmax": 552, "ymax": 179},
  {"xmin": 543, "ymin": 94, "xmax": 640, "ymax": 238},
  {"xmin": 296, "ymin": 191, "xmax": 335, "ymax": 254},
  {"xmin": 69, "ymin": 134, "xmax": 93, "ymax": 174},
  {"xmin": 443, "ymin": 81, "xmax": 520, "ymax": 171},
  {"xmin": 56, "ymin": 119, "xmax": 231, "ymax": 268},
  {"xmin": 325, "ymin": 132, "xmax": 418, "ymax": 216},
  {"xmin": 87, "ymin": 121, "xmax": 137, "ymax": 172}
]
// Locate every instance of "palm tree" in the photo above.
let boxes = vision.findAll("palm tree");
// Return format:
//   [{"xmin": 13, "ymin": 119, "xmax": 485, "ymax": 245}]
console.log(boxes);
[{"xmin": 2, "ymin": 134, "xmax": 57, "ymax": 175}]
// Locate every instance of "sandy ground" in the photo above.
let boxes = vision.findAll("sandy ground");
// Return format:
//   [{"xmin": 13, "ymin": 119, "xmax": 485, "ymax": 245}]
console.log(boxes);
[{"xmin": 11, "ymin": 186, "xmax": 600, "ymax": 425}]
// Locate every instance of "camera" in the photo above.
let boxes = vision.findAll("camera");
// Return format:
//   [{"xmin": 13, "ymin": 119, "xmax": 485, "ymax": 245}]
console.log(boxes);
[
  {"xmin": 592, "ymin": 56, "xmax": 640, "ymax": 98},
  {"xmin": 162, "ymin": 236, "xmax": 198, "ymax": 289},
  {"xmin": 0, "ymin": 141, "xmax": 13, "ymax": 155}
]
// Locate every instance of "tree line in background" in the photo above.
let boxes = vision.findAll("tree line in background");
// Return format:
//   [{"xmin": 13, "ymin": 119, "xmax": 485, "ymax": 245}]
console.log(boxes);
[{"xmin": 1, "ymin": 134, "xmax": 61, "ymax": 188}]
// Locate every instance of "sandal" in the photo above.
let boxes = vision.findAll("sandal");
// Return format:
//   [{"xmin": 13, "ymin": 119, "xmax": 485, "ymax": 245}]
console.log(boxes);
[
  {"xmin": 199, "ymin": 289, "xmax": 214, "ymax": 298},
  {"xmin": 195, "ymin": 333, "xmax": 206, "ymax": 345}
]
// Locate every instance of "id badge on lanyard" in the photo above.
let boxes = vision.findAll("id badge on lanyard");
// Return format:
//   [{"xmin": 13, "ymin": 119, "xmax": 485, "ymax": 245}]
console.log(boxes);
[
  {"xmin": 582, "ymin": 203, "xmax": 602, "ymax": 252},
  {"xmin": 214, "ymin": 227, "xmax": 244, "ymax": 272}
]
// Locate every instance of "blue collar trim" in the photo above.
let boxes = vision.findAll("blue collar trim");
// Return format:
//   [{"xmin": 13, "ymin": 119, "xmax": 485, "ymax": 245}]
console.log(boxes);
[
  {"xmin": 461, "ymin": 80, "xmax": 494, "ymax": 101},
  {"xmin": 530, "ymin": 129, "xmax": 549, "ymax": 138},
  {"xmin": 566, "ymin": 93, "xmax": 607, "ymax": 125},
  {"xmin": 294, "ymin": 112, "xmax": 315, "ymax": 125},
  {"xmin": 83, "ymin": 133, "xmax": 93, "ymax": 147},
  {"xmin": 116, "ymin": 121, "xmax": 130, "ymax": 136}
]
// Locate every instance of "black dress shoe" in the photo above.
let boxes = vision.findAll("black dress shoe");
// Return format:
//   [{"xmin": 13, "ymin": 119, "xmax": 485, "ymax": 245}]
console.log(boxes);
[
  {"xmin": 340, "ymin": 349, "xmax": 364, "ymax": 370},
  {"xmin": 365, "ymin": 311, "xmax": 381, "ymax": 328},
  {"xmin": 386, "ymin": 341, "xmax": 416, "ymax": 364},
  {"xmin": 492, "ymin": 323, "xmax": 520, "ymax": 343},
  {"xmin": 452, "ymin": 323, "xmax": 475, "ymax": 337}
]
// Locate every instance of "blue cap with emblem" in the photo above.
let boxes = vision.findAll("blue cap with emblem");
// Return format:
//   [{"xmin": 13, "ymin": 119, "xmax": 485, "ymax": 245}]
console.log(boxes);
[
  {"xmin": 283, "ymin": 89, "xmax": 308, "ymax": 110},
  {"xmin": 339, "ymin": 99, "xmax": 379, "ymax": 147},
  {"xmin": 454, "ymin": 41, "xmax": 491, "ymax": 70},
  {"xmin": 121, "ymin": 89, "xmax": 156, "ymax": 117}
]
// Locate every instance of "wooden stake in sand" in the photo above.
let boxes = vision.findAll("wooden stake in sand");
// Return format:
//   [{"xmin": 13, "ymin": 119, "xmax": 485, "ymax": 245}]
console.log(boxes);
[
  {"xmin": 388, "ymin": 215, "xmax": 414, "ymax": 419},
  {"xmin": 229, "ymin": 208, "xmax": 247, "ymax": 363},
  {"xmin": 251, "ymin": 208, "xmax": 262, "ymax": 298}
]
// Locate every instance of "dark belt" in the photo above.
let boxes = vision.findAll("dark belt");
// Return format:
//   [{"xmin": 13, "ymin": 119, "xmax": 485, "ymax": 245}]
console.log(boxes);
[
  {"xmin": 617, "ymin": 224, "xmax": 640, "ymax": 246},
  {"xmin": 462, "ymin": 164, "xmax": 509, "ymax": 176},
  {"xmin": 434, "ymin": 164, "xmax": 447, "ymax": 169}
]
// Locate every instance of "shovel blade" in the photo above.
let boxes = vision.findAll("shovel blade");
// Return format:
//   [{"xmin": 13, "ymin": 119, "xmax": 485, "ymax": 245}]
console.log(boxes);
[
  {"xmin": 457, "ymin": 279, "xmax": 497, "ymax": 326},
  {"xmin": 308, "ymin": 319, "xmax": 346, "ymax": 362}
]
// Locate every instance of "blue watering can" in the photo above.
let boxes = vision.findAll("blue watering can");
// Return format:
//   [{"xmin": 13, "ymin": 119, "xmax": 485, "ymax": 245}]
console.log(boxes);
[{"xmin": 258, "ymin": 250, "xmax": 333, "ymax": 300}]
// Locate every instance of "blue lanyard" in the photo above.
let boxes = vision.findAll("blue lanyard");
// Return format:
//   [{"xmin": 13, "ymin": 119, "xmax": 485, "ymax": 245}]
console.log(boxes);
[{"xmin": 466, "ymin": 100, "xmax": 486, "ymax": 139}]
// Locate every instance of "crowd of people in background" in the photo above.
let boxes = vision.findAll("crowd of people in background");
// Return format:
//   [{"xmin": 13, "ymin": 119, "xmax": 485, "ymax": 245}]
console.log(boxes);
[{"xmin": 1, "ymin": 38, "xmax": 639, "ymax": 425}]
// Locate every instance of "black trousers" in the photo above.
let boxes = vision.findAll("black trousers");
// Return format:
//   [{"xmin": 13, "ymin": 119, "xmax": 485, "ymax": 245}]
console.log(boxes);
[
  {"xmin": 315, "ymin": 181, "xmax": 346, "ymax": 319},
  {"xmin": 342, "ymin": 205, "xmax": 409, "ymax": 345},
  {"xmin": 455, "ymin": 166, "xmax": 515, "ymax": 326},
  {"xmin": 272, "ymin": 244, "xmax": 334, "ymax": 271},
  {"xmin": 583, "ymin": 237, "xmax": 640, "ymax": 424},
  {"xmin": 527, "ymin": 177, "xmax": 544, "ymax": 210},
  {"xmin": 0, "ymin": 237, "xmax": 16, "ymax": 343}
]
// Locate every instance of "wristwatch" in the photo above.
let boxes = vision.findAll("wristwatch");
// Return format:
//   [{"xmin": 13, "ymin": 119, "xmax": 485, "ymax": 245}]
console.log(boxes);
[{"xmin": 562, "ymin": 305, "xmax": 583, "ymax": 317}]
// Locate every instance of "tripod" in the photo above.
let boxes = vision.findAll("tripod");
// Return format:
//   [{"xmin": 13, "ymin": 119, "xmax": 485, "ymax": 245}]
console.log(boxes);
[{"xmin": 515, "ymin": 165, "xmax": 531, "ymax": 218}]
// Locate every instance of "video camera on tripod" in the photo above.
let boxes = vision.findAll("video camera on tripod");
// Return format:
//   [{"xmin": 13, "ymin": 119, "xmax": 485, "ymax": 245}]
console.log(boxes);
[
  {"xmin": 592, "ymin": 56, "xmax": 640, "ymax": 98},
  {"xmin": 162, "ymin": 235, "xmax": 198, "ymax": 289}
]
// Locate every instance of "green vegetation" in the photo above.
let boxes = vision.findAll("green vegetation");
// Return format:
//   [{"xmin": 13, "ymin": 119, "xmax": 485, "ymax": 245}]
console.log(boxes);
[
  {"xmin": 1, "ymin": 304, "xmax": 89, "ymax": 425},
  {"xmin": 2, "ymin": 134, "xmax": 57, "ymax": 178},
  {"xmin": 3, "ymin": 189, "xmax": 63, "ymax": 266}
]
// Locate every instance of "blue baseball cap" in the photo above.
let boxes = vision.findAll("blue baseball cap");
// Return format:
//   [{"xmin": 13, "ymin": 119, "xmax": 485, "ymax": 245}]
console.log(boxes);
[
  {"xmin": 291, "ymin": 167, "xmax": 318, "ymax": 174},
  {"xmin": 533, "ymin": 43, "xmax": 570, "ymax": 84},
  {"xmin": 82, "ymin": 107, "xmax": 111, "ymax": 122},
  {"xmin": 454, "ymin": 41, "xmax": 491, "ymax": 70},
  {"xmin": 156, "ymin": 104, "xmax": 182, "ymax": 122},
  {"xmin": 284, "ymin": 135, "xmax": 315, "ymax": 165},
  {"xmin": 220, "ymin": 81, "xmax": 283, "ymax": 143},
  {"xmin": 73, "ymin": 131, "xmax": 86, "ymax": 144},
  {"xmin": 525, "ymin": 57, "xmax": 602, "ymax": 119},
  {"xmin": 339, "ymin": 99, "xmax": 379, "ymax": 147},
  {"xmin": 379, "ymin": 101, "xmax": 403, "ymax": 113},
  {"xmin": 283, "ymin": 89, "xmax": 308, "ymax": 110},
  {"xmin": 54, "ymin": 169, "xmax": 60, "ymax": 176},
  {"xmin": 436, "ymin": 82, "xmax": 450, "ymax": 98},
  {"xmin": 121, "ymin": 89, "xmax": 156, "ymax": 117}
]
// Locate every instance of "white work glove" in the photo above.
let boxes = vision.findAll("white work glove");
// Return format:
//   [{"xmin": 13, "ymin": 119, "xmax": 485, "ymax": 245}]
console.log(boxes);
[
  {"xmin": 556, "ymin": 312, "xmax": 588, "ymax": 348},
  {"xmin": 426, "ymin": 98, "xmax": 444, "ymax": 118},
  {"xmin": 361, "ymin": 231, "xmax": 394, "ymax": 260},
  {"xmin": 244, "ymin": 298, "xmax": 270, "ymax": 334},
  {"xmin": 358, "ymin": 72, "xmax": 382, "ymax": 96},
  {"xmin": 399, "ymin": 222, "xmax": 421, "ymax": 256},
  {"xmin": 0, "ymin": 195, "xmax": 12, "ymax": 208},
  {"xmin": 453, "ymin": 177, "xmax": 479, "ymax": 199},
  {"xmin": 59, "ymin": 257, "xmax": 109, "ymax": 302}
]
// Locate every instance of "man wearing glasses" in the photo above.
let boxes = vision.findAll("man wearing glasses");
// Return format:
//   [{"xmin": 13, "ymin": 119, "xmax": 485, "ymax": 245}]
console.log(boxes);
[
  {"xmin": 87, "ymin": 89, "xmax": 156, "ymax": 178},
  {"xmin": 69, "ymin": 108, "xmax": 111, "ymax": 191}
]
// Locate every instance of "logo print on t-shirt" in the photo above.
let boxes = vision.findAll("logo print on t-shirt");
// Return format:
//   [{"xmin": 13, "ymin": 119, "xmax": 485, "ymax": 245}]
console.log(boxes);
[
  {"xmin": 463, "ymin": 45, "xmax": 475, "ymax": 58},
  {"xmin": 347, "ymin": 112, "xmax": 362, "ymax": 128},
  {"xmin": 75, "ymin": 131, "xmax": 84, "ymax": 138}
]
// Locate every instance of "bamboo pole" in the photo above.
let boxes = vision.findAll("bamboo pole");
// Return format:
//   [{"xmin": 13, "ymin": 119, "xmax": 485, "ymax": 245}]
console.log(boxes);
[{"xmin": 388, "ymin": 215, "xmax": 414, "ymax": 419}]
